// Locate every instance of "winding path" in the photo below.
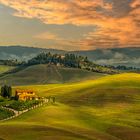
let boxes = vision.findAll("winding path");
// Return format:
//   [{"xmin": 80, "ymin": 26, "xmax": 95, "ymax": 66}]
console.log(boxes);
[{"xmin": 0, "ymin": 99, "xmax": 49, "ymax": 122}]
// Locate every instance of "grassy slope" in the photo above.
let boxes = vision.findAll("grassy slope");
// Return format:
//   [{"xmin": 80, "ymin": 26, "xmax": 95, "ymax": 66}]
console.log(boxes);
[
  {"xmin": 0, "ymin": 65, "xmax": 15, "ymax": 74},
  {"xmin": 0, "ymin": 64, "xmax": 104, "ymax": 86},
  {"xmin": 0, "ymin": 73, "xmax": 140, "ymax": 140}
]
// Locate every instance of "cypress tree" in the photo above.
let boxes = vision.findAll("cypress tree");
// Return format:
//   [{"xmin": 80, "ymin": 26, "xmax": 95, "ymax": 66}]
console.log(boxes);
[{"xmin": 1, "ymin": 85, "xmax": 12, "ymax": 98}]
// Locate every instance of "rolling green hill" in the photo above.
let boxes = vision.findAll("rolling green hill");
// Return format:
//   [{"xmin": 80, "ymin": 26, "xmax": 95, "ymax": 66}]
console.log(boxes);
[
  {"xmin": 0, "ymin": 65, "xmax": 15, "ymax": 74},
  {"xmin": 0, "ymin": 73, "xmax": 140, "ymax": 140},
  {"xmin": 0, "ymin": 64, "xmax": 105, "ymax": 86}
]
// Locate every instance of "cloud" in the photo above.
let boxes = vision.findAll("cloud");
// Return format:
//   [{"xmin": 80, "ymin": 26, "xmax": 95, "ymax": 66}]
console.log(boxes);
[
  {"xmin": 0, "ymin": 0, "xmax": 139, "ymax": 49},
  {"xmin": 34, "ymin": 32, "xmax": 59, "ymax": 40},
  {"xmin": 0, "ymin": 0, "xmax": 112, "ymax": 25},
  {"xmin": 131, "ymin": 0, "xmax": 140, "ymax": 8}
]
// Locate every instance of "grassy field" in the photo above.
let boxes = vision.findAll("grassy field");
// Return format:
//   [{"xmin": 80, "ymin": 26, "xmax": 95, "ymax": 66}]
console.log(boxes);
[
  {"xmin": 0, "ymin": 65, "xmax": 15, "ymax": 74},
  {"xmin": 0, "ymin": 64, "xmax": 105, "ymax": 86},
  {"xmin": 0, "ymin": 73, "xmax": 140, "ymax": 140}
]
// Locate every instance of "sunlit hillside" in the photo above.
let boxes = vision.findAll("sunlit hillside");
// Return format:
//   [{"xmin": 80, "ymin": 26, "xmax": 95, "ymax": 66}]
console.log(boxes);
[{"xmin": 0, "ymin": 73, "xmax": 139, "ymax": 140}]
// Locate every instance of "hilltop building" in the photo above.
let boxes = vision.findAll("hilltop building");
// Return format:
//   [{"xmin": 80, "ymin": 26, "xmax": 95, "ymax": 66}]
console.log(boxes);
[{"xmin": 15, "ymin": 89, "xmax": 38, "ymax": 101}]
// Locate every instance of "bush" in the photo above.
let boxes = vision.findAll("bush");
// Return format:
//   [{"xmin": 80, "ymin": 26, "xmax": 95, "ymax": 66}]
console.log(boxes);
[
  {"xmin": 0, "ymin": 97, "xmax": 4, "ymax": 102},
  {"xmin": 8, "ymin": 100, "xmax": 42, "ymax": 111},
  {"xmin": 0, "ymin": 108, "xmax": 14, "ymax": 120}
]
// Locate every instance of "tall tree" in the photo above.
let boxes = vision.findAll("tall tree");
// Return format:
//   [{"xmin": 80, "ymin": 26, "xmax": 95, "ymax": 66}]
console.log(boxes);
[{"xmin": 1, "ymin": 85, "xmax": 12, "ymax": 98}]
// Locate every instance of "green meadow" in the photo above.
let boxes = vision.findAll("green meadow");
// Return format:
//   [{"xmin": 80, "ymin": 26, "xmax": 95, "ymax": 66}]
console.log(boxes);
[
  {"xmin": 0, "ymin": 65, "xmax": 15, "ymax": 74},
  {"xmin": 0, "ymin": 73, "xmax": 140, "ymax": 140}
]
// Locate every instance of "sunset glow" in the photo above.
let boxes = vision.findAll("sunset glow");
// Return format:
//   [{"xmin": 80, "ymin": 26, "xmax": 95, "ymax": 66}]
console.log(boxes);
[{"xmin": 0, "ymin": 0, "xmax": 139, "ymax": 50}]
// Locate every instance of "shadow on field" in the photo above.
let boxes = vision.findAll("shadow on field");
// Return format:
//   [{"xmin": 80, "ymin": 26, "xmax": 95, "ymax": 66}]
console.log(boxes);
[
  {"xmin": 59, "ymin": 88, "xmax": 140, "ymax": 107},
  {"xmin": 31, "ymin": 125, "xmax": 94, "ymax": 140},
  {"xmin": 107, "ymin": 125, "xmax": 140, "ymax": 140},
  {"xmin": 0, "ymin": 124, "xmax": 94, "ymax": 140}
]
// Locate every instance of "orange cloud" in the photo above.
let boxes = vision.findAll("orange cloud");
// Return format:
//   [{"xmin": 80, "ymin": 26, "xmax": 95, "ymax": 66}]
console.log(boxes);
[
  {"xmin": 131, "ymin": 0, "xmax": 140, "ymax": 8},
  {"xmin": 0, "ymin": 0, "xmax": 113, "ymax": 25},
  {"xmin": 34, "ymin": 32, "xmax": 59, "ymax": 40},
  {"xmin": 0, "ymin": 0, "xmax": 139, "ymax": 49}
]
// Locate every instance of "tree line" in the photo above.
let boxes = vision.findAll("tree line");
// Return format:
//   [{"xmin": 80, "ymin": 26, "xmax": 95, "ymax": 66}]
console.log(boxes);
[
  {"xmin": 0, "ymin": 60, "xmax": 24, "ymax": 66},
  {"xmin": 27, "ymin": 52, "xmax": 117, "ymax": 74},
  {"xmin": 105, "ymin": 65, "xmax": 139, "ymax": 71},
  {"xmin": 27, "ymin": 52, "xmax": 87, "ymax": 68}
]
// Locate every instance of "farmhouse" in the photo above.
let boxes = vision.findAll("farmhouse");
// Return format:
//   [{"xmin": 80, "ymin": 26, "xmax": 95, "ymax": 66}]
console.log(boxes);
[{"xmin": 15, "ymin": 89, "xmax": 38, "ymax": 101}]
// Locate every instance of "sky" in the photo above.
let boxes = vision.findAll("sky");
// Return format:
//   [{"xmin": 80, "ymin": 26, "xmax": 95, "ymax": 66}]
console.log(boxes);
[{"xmin": 0, "ymin": 0, "xmax": 139, "ymax": 51}]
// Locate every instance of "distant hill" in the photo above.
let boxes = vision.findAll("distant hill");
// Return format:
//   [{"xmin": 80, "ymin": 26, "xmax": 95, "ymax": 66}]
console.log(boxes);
[
  {"xmin": 73, "ymin": 47, "xmax": 140, "ymax": 68},
  {"xmin": 27, "ymin": 52, "xmax": 117, "ymax": 74},
  {"xmin": 0, "ymin": 46, "xmax": 65, "ymax": 61},
  {"xmin": 0, "ymin": 64, "xmax": 105, "ymax": 85},
  {"xmin": 0, "ymin": 46, "xmax": 140, "ymax": 67}
]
